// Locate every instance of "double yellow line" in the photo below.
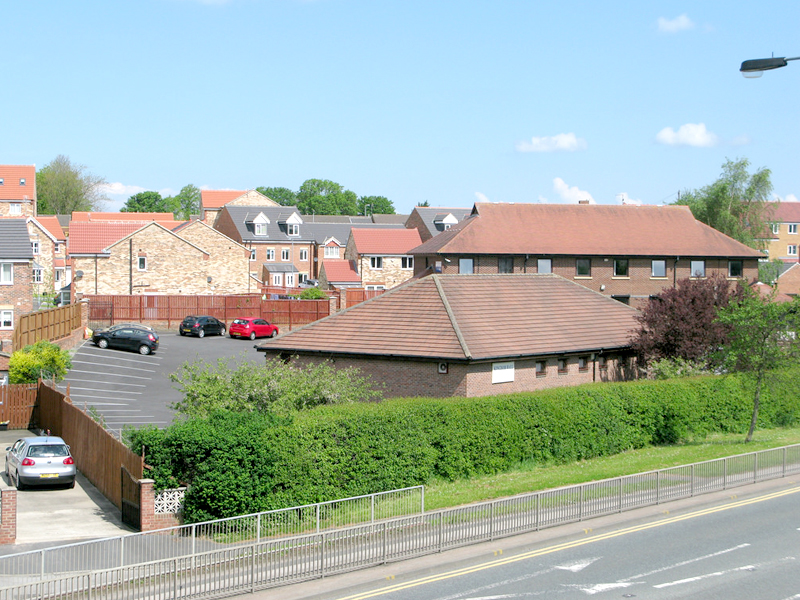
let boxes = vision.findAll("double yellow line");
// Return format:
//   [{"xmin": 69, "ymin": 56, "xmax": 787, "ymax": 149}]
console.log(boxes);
[{"xmin": 336, "ymin": 485, "xmax": 800, "ymax": 599}]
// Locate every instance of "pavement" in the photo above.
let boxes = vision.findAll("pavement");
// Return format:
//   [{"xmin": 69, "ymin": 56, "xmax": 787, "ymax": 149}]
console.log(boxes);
[{"xmin": 0, "ymin": 427, "xmax": 134, "ymax": 553}]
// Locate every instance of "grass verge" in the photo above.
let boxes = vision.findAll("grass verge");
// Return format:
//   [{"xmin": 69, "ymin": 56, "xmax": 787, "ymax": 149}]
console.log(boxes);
[{"xmin": 424, "ymin": 426, "xmax": 800, "ymax": 511}]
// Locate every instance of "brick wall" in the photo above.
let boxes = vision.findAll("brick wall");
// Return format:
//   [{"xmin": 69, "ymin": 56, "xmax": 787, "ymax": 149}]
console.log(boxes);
[
  {"xmin": 0, "ymin": 262, "xmax": 34, "ymax": 353},
  {"xmin": 175, "ymin": 221, "xmax": 253, "ymax": 294},
  {"xmin": 0, "ymin": 488, "xmax": 16, "ymax": 544}
]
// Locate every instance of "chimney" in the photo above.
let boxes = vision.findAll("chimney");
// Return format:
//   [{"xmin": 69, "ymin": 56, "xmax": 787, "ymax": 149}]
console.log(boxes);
[{"xmin": 578, "ymin": 200, "xmax": 590, "ymax": 205}]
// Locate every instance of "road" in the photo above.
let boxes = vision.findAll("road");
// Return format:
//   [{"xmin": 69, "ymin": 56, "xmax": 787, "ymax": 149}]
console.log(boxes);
[{"xmin": 267, "ymin": 481, "xmax": 800, "ymax": 600}]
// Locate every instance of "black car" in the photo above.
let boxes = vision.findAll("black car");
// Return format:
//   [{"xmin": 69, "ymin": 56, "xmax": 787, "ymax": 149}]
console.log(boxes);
[
  {"xmin": 92, "ymin": 325, "xmax": 159, "ymax": 355},
  {"xmin": 179, "ymin": 315, "xmax": 226, "ymax": 338}
]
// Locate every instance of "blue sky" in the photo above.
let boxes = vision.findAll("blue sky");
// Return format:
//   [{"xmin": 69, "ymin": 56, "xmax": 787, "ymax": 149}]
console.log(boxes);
[{"xmin": 4, "ymin": 1, "xmax": 800, "ymax": 213}]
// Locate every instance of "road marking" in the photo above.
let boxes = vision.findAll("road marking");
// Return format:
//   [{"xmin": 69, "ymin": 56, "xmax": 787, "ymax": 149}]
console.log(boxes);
[
  {"xmin": 620, "ymin": 543, "xmax": 751, "ymax": 581},
  {"xmin": 67, "ymin": 369, "xmax": 153, "ymax": 380},
  {"xmin": 335, "ymin": 486, "xmax": 800, "ymax": 600},
  {"xmin": 78, "ymin": 350, "xmax": 163, "ymax": 362},
  {"xmin": 63, "ymin": 380, "xmax": 147, "ymax": 388},
  {"xmin": 71, "ymin": 359, "xmax": 158, "ymax": 373},
  {"xmin": 61, "ymin": 386, "xmax": 143, "ymax": 394},
  {"xmin": 653, "ymin": 557, "xmax": 795, "ymax": 589}
]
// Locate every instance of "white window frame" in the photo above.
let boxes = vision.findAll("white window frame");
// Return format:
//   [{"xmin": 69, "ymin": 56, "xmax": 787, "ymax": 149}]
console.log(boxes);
[
  {"xmin": 255, "ymin": 223, "xmax": 267, "ymax": 236},
  {"xmin": 651, "ymin": 259, "xmax": 667, "ymax": 278},
  {"xmin": 366, "ymin": 285, "xmax": 386, "ymax": 291},
  {"xmin": 138, "ymin": 257, "xmax": 147, "ymax": 271},
  {"xmin": 789, "ymin": 245, "xmax": 798, "ymax": 256},
  {"xmin": 9, "ymin": 203, "xmax": 21, "ymax": 215},
  {"xmin": 299, "ymin": 249, "xmax": 308, "ymax": 262},
  {"xmin": 690, "ymin": 260, "xmax": 705, "ymax": 278},
  {"xmin": 0, "ymin": 263, "xmax": 12, "ymax": 285},
  {"xmin": 250, "ymin": 249, "xmax": 257, "ymax": 261},
  {"xmin": 32, "ymin": 268, "xmax": 42, "ymax": 283},
  {"xmin": 459, "ymin": 257, "xmax": 474, "ymax": 274},
  {"xmin": 31, "ymin": 241, "xmax": 39, "ymax": 255},
  {"xmin": 324, "ymin": 246, "xmax": 340, "ymax": 259},
  {"xmin": 54, "ymin": 242, "xmax": 62, "ymax": 254},
  {"xmin": 0, "ymin": 309, "xmax": 12, "ymax": 330},
  {"xmin": 401, "ymin": 256, "xmax": 413, "ymax": 270},
  {"xmin": 370, "ymin": 256, "xmax": 383, "ymax": 270},
  {"xmin": 772, "ymin": 223, "xmax": 781, "ymax": 235},
  {"xmin": 287, "ymin": 224, "xmax": 299, "ymax": 236},
  {"xmin": 613, "ymin": 258, "xmax": 629, "ymax": 278},
  {"xmin": 272, "ymin": 273, "xmax": 283, "ymax": 286},
  {"xmin": 285, "ymin": 273, "xmax": 295, "ymax": 287},
  {"xmin": 281, "ymin": 248, "xmax": 291, "ymax": 262},
  {"xmin": 266, "ymin": 248, "xmax": 275, "ymax": 261},
  {"xmin": 790, "ymin": 224, "xmax": 798, "ymax": 235},
  {"xmin": 55, "ymin": 269, "xmax": 62, "ymax": 284},
  {"xmin": 537, "ymin": 258, "xmax": 552, "ymax": 274}
]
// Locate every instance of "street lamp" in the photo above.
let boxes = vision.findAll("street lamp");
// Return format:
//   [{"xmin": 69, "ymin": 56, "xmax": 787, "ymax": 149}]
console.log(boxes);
[{"xmin": 740, "ymin": 55, "xmax": 800, "ymax": 78}]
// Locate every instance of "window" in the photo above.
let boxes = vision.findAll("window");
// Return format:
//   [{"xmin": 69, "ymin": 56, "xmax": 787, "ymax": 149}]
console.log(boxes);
[
  {"xmin": 370, "ymin": 256, "xmax": 383, "ymax": 269},
  {"xmin": 287, "ymin": 224, "xmax": 299, "ymax": 236},
  {"xmin": 281, "ymin": 248, "xmax": 290, "ymax": 261},
  {"xmin": 55, "ymin": 270, "xmax": 62, "ymax": 283},
  {"xmin": 612, "ymin": 295, "xmax": 630, "ymax": 305},
  {"xmin": 266, "ymin": 248, "xmax": 275, "ymax": 261},
  {"xmin": 32, "ymin": 268, "xmax": 42, "ymax": 283},
  {"xmin": 138, "ymin": 257, "xmax": 147, "ymax": 271},
  {"xmin": 0, "ymin": 310, "xmax": 12, "ymax": 329},
  {"xmin": 0, "ymin": 178, "xmax": 3, "ymax": 185},
  {"xmin": 324, "ymin": 246, "xmax": 340, "ymax": 258},
  {"xmin": 444, "ymin": 223, "xmax": 451, "ymax": 230},
  {"xmin": 790, "ymin": 224, "xmax": 798, "ymax": 234},
  {"xmin": 535, "ymin": 361, "xmax": 546, "ymax": 376},
  {"xmin": 31, "ymin": 241, "xmax": 39, "ymax": 255},
  {"xmin": 401, "ymin": 256, "xmax": 413, "ymax": 270},
  {"xmin": 9, "ymin": 203, "xmax": 21, "ymax": 215},
  {"xmin": 299, "ymin": 249, "xmax": 308, "ymax": 261},
  {"xmin": 789, "ymin": 245, "xmax": 798, "ymax": 256},
  {"xmin": 498, "ymin": 257, "xmax": 514, "ymax": 273},
  {"xmin": 55, "ymin": 243, "xmax": 62, "ymax": 253},
  {"xmin": 537, "ymin": 258, "xmax": 552, "ymax": 274},
  {"xmin": 0, "ymin": 263, "xmax": 12, "ymax": 284},
  {"xmin": 19, "ymin": 178, "xmax": 26, "ymax": 186},
  {"xmin": 272, "ymin": 274, "xmax": 283, "ymax": 286},
  {"xmin": 285, "ymin": 274, "xmax": 295, "ymax": 287},
  {"xmin": 729, "ymin": 260, "xmax": 744, "ymax": 278},
  {"xmin": 598, "ymin": 355, "xmax": 608, "ymax": 371},
  {"xmin": 557, "ymin": 358, "xmax": 568, "ymax": 373},
  {"xmin": 459, "ymin": 258, "xmax": 474, "ymax": 274},
  {"xmin": 579, "ymin": 356, "xmax": 590, "ymax": 372},
  {"xmin": 772, "ymin": 223, "xmax": 781, "ymax": 235},
  {"xmin": 613, "ymin": 259, "xmax": 629, "ymax": 277},
  {"xmin": 575, "ymin": 258, "xmax": 591, "ymax": 277},
  {"xmin": 651, "ymin": 259, "xmax": 666, "ymax": 277},
  {"xmin": 366, "ymin": 285, "xmax": 386, "ymax": 291},
  {"xmin": 255, "ymin": 223, "xmax": 267, "ymax": 236},
  {"xmin": 690, "ymin": 260, "xmax": 705, "ymax": 277},
  {"xmin": 250, "ymin": 249, "xmax": 257, "ymax": 261}
]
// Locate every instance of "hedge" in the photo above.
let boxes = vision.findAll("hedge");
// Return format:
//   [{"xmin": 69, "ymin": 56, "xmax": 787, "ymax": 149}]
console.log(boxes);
[{"xmin": 129, "ymin": 369, "xmax": 800, "ymax": 523}]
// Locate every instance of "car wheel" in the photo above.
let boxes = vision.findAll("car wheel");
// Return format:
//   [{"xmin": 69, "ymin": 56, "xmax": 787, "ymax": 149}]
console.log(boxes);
[
  {"xmin": 67, "ymin": 479, "xmax": 75, "ymax": 489},
  {"xmin": 220, "ymin": 326, "xmax": 226, "ymax": 336},
  {"xmin": 97, "ymin": 339, "xmax": 109, "ymax": 349},
  {"xmin": 138, "ymin": 344, "xmax": 152, "ymax": 355},
  {"xmin": 15, "ymin": 471, "xmax": 24, "ymax": 491},
  {"xmin": 270, "ymin": 329, "xmax": 278, "ymax": 338},
  {"xmin": 179, "ymin": 330, "xmax": 186, "ymax": 336},
  {"xmin": 198, "ymin": 328, "xmax": 205, "ymax": 338},
  {"xmin": 249, "ymin": 331, "xmax": 256, "ymax": 341}
]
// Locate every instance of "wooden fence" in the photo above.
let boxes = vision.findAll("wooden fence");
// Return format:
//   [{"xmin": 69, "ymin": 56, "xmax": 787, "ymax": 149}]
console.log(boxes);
[
  {"xmin": 84, "ymin": 294, "xmax": 330, "ymax": 331},
  {"xmin": 11, "ymin": 303, "xmax": 83, "ymax": 351},
  {"xmin": 0, "ymin": 383, "xmax": 38, "ymax": 429}
]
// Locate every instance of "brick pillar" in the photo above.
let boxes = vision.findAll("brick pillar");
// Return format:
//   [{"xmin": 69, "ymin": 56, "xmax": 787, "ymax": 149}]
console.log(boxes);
[
  {"xmin": 139, "ymin": 479, "xmax": 156, "ymax": 532},
  {"xmin": 0, "ymin": 488, "xmax": 17, "ymax": 544}
]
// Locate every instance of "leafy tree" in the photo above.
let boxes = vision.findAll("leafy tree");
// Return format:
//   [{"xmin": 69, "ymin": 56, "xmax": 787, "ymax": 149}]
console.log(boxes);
[
  {"xmin": 758, "ymin": 258, "xmax": 784, "ymax": 286},
  {"xmin": 9, "ymin": 340, "xmax": 72, "ymax": 383},
  {"xmin": 169, "ymin": 357, "xmax": 382, "ymax": 418},
  {"xmin": 36, "ymin": 155, "xmax": 108, "ymax": 214},
  {"xmin": 166, "ymin": 184, "xmax": 201, "ymax": 219},
  {"xmin": 715, "ymin": 290, "xmax": 800, "ymax": 442},
  {"xmin": 630, "ymin": 275, "xmax": 745, "ymax": 367},
  {"xmin": 674, "ymin": 158, "xmax": 773, "ymax": 249},
  {"xmin": 256, "ymin": 186, "xmax": 297, "ymax": 207},
  {"xmin": 357, "ymin": 195, "xmax": 395, "ymax": 215},
  {"xmin": 298, "ymin": 286, "xmax": 327, "ymax": 299},
  {"xmin": 417, "ymin": 200, "xmax": 430, "ymax": 207},
  {"xmin": 296, "ymin": 179, "xmax": 358, "ymax": 216},
  {"xmin": 121, "ymin": 191, "xmax": 177, "ymax": 213}
]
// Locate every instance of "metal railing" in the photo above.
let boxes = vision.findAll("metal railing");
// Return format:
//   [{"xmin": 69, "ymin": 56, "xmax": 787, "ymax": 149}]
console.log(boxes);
[{"xmin": 1, "ymin": 445, "xmax": 799, "ymax": 599}]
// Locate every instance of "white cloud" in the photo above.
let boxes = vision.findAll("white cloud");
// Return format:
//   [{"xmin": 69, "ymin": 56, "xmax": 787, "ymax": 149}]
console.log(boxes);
[
  {"xmin": 655, "ymin": 123, "xmax": 718, "ymax": 147},
  {"xmin": 658, "ymin": 14, "xmax": 694, "ymax": 33},
  {"xmin": 553, "ymin": 178, "xmax": 595, "ymax": 204},
  {"xmin": 616, "ymin": 192, "xmax": 642, "ymax": 206},
  {"xmin": 515, "ymin": 133, "xmax": 587, "ymax": 153},
  {"xmin": 474, "ymin": 192, "xmax": 490, "ymax": 202},
  {"xmin": 776, "ymin": 193, "xmax": 800, "ymax": 203},
  {"xmin": 100, "ymin": 182, "xmax": 147, "ymax": 198}
]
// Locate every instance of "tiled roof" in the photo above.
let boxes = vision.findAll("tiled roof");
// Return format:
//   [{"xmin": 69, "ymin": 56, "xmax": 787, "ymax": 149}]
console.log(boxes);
[
  {"xmin": 35, "ymin": 215, "xmax": 66, "ymax": 241},
  {"xmin": 67, "ymin": 222, "xmax": 146, "ymax": 254},
  {"xmin": 322, "ymin": 259, "xmax": 360, "ymax": 283},
  {"xmin": 769, "ymin": 202, "xmax": 800, "ymax": 222},
  {"xmin": 410, "ymin": 203, "xmax": 763, "ymax": 259},
  {"xmin": 0, "ymin": 165, "xmax": 36, "ymax": 201},
  {"xmin": 0, "ymin": 219, "xmax": 34, "ymax": 260},
  {"xmin": 257, "ymin": 273, "xmax": 639, "ymax": 361},
  {"xmin": 71, "ymin": 211, "xmax": 179, "ymax": 230},
  {"xmin": 351, "ymin": 228, "xmax": 422, "ymax": 254},
  {"xmin": 201, "ymin": 190, "xmax": 247, "ymax": 209}
]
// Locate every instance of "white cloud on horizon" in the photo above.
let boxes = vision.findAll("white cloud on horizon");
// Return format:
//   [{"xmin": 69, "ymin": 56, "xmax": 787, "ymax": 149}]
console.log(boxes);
[
  {"xmin": 553, "ymin": 178, "xmax": 595, "ymax": 204},
  {"xmin": 655, "ymin": 123, "xmax": 719, "ymax": 147},
  {"xmin": 515, "ymin": 133, "xmax": 587, "ymax": 153},
  {"xmin": 658, "ymin": 14, "xmax": 694, "ymax": 33},
  {"xmin": 475, "ymin": 191, "xmax": 490, "ymax": 202},
  {"xmin": 616, "ymin": 192, "xmax": 642, "ymax": 205},
  {"xmin": 100, "ymin": 182, "xmax": 146, "ymax": 198},
  {"xmin": 776, "ymin": 193, "xmax": 800, "ymax": 203}
]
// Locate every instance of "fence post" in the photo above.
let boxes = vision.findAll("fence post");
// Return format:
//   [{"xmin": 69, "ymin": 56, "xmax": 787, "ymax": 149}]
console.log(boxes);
[
  {"xmin": 320, "ymin": 533, "xmax": 325, "ymax": 578},
  {"xmin": 656, "ymin": 470, "xmax": 660, "ymax": 505},
  {"xmin": 724, "ymin": 458, "xmax": 728, "ymax": 490},
  {"xmin": 316, "ymin": 504, "xmax": 320, "ymax": 533},
  {"xmin": 618, "ymin": 478, "xmax": 623, "ymax": 513},
  {"xmin": 490, "ymin": 502, "xmax": 494, "ymax": 541},
  {"xmin": 120, "ymin": 536, "xmax": 124, "ymax": 568},
  {"xmin": 754, "ymin": 452, "xmax": 758, "ymax": 483},
  {"xmin": 371, "ymin": 494, "xmax": 375, "ymax": 524},
  {"xmin": 784, "ymin": 447, "xmax": 787, "ymax": 477},
  {"xmin": 438, "ymin": 513, "xmax": 443, "ymax": 552},
  {"xmin": 535, "ymin": 493, "xmax": 540, "ymax": 531},
  {"xmin": 421, "ymin": 486, "xmax": 425, "ymax": 514},
  {"xmin": 257, "ymin": 513, "xmax": 261, "ymax": 544},
  {"xmin": 382, "ymin": 522, "xmax": 387, "ymax": 564},
  {"xmin": 579, "ymin": 485, "xmax": 583, "ymax": 521},
  {"xmin": 691, "ymin": 465, "xmax": 694, "ymax": 497},
  {"xmin": 40, "ymin": 548, "xmax": 45, "ymax": 581},
  {"xmin": 251, "ymin": 540, "xmax": 256, "ymax": 593}
]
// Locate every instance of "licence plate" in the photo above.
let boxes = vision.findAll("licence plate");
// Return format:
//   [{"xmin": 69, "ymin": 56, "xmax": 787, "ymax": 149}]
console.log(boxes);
[{"xmin": 39, "ymin": 473, "xmax": 58, "ymax": 478}]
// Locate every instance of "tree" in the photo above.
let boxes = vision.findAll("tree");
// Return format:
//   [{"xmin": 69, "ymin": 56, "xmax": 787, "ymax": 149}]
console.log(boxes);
[
  {"xmin": 417, "ymin": 200, "xmax": 430, "ymax": 207},
  {"xmin": 9, "ymin": 340, "xmax": 72, "ymax": 383},
  {"xmin": 357, "ymin": 195, "xmax": 395, "ymax": 215},
  {"xmin": 630, "ymin": 275, "xmax": 745, "ymax": 367},
  {"xmin": 674, "ymin": 158, "xmax": 773, "ymax": 249},
  {"xmin": 121, "ymin": 191, "xmax": 177, "ymax": 213},
  {"xmin": 758, "ymin": 258, "xmax": 784, "ymax": 286},
  {"xmin": 256, "ymin": 186, "xmax": 297, "ymax": 207},
  {"xmin": 167, "ymin": 184, "xmax": 201, "ymax": 219},
  {"xmin": 715, "ymin": 290, "xmax": 800, "ymax": 442},
  {"xmin": 36, "ymin": 155, "xmax": 108, "ymax": 214},
  {"xmin": 296, "ymin": 179, "xmax": 358, "ymax": 216}
]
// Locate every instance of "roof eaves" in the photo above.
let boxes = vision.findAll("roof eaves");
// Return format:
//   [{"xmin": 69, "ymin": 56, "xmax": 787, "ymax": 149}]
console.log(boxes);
[{"xmin": 432, "ymin": 274, "xmax": 472, "ymax": 360}]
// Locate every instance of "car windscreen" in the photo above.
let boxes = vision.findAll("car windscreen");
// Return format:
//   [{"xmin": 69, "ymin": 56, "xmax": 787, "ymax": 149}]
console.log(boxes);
[
  {"xmin": 232, "ymin": 319, "xmax": 250, "ymax": 325},
  {"xmin": 27, "ymin": 444, "xmax": 69, "ymax": 458}
]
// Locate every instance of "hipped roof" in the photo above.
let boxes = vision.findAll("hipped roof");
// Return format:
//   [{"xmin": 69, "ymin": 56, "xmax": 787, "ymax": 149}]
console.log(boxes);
[{"xmin": 351, "ymin": 228, "xmax": 422, "ymax": 254}]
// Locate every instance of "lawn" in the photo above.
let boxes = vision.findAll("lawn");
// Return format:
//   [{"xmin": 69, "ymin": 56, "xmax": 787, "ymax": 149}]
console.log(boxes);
[{"xmin": 424, "ymin": 426, "xmax": 800, "ymax": 510}]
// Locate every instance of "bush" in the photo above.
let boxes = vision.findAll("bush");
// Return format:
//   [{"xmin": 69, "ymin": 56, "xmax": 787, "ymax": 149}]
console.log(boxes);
[
  {"xmin": 298, "ymin": 287, "xmax": 327, "ymax": 300},
  {"xmin": 9, "ymin": 340, "xmax": 72, "ymax": 383}
]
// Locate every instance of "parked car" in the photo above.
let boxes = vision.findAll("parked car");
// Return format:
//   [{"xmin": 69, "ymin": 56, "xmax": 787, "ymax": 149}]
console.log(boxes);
[
  {"xmin": 180, "ymin": 315, "xmax": 226, "ymax": 338},
  {"xmin": 5, "ymin": 436, "xmax": 76, "ymax": 490},
  {"xmin": 106, "ymin": 322, "xmax": 156, "ymax": 333},
  {"xmin": 92, "ymin": 325, "xmax": 159, "ymax": 355},
  {"xmin": 298, "ymin": 279, "xmax": 319, "ymax": 289},
  {"xmin": 229, "ymin": 317, "xmax": 279, "ymax": 340}
]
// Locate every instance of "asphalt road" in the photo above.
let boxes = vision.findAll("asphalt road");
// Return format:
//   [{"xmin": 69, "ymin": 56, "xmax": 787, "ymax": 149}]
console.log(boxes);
[
  {"xmin": 267, "ymin": 480, "xmax": 800, "ymax": 600},
  {"xmin": 59, "ymin": 327, "xmax": 264, "ymax": 433}
]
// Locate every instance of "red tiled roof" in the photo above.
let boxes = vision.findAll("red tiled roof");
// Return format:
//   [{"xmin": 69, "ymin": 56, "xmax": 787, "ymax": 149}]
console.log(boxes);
[
  {"xmin": 35, "ymin": 215, "xmax": 66, "ymax": 241},
  {"xmin": 257, "ymin": 273, "xmax": 639, "ymax": 361},
  {"xmin": 322, "ymin": 259, "xmax": 360, "ymax": 283},
  {"xmin": 201, "ymin": 190, "xmax": 247, "ymax": 209},
  {"xmin": 351, "ymin": 228, "xmax": 422, "ymax": 254},
  {"xmin": 411, "ymin": 203, "xmax": 763, "ymax": 258},
  {"xmin": 0, "ymin": 165, "xmax": 36, "ymax": 201},
  {"xmin": 769, "ymin": 201, "xmax": 800, "ymax": 222},
  {"xmin": 67, "ymin": 222, "xmax": 146, "ymax": 254},
  {"xmin": 72, "ymin": 211, "xmax": 176, "ymax": 222},
  {"xmin": 751, "ymin": 281, "xmax": 793, "ymax": 303}
]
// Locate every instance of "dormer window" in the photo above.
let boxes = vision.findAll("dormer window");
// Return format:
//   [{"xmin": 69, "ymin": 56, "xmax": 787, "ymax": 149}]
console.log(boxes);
[
  {"xmin": 287, "ymin": 224, "xmax": 299, "ymax": 236},
  {"xmin": 20, "ymin": 178, "xmax": 26, "ymax": 186},
  {"xmin": 255, "ymin": 223, "xmax": 267, "ymax": 236},
  {"xmin": 0, "ymin": 178, "xmax": 4, "ymax": 185},
  {"xmin": 250, "ymin": 212, "xmax": 270, "ymax": 237}
]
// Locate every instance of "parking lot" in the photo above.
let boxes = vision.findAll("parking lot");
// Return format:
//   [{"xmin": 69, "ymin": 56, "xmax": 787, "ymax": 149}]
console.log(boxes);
[{"xmin": 59, "ymin": 327, "xmax": 265, "ymax": 434}]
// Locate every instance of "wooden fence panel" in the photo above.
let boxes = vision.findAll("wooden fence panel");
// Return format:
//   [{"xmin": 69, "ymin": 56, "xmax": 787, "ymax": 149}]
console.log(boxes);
[
  {"xmin": 12, "ymin": 304, "xmax": 82, "ymax": 350},
  {"xmin": 0, "ymin": 384, "xmax": 37, "ymax": 429}
]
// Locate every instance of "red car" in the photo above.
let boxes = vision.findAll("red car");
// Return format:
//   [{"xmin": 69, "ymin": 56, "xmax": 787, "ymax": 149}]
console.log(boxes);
[{"xmin": 229, "ymin": 317, "xmax": 279, "ymax": 340}]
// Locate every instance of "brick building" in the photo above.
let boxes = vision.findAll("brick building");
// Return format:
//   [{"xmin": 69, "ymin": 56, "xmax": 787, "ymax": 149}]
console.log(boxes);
[
  {"xmin": 762, "ymin": 201, "xmax": 800, "ymax": 263},
  {"xmin": 0, "ymin": 220, "xmax": 34, "ymax": 358},
  {"xmin": 345, "ymin": 228, "xmax": 422, "ymax": 290},
  {"xmin": 409, "ymin": 203, "xmax": 763, "ymax": 308},
  {"xmin": 200, "ymin": 190, "xmax": 278, "ymax": 226},
  {"xmin": 0, "ymin": 165, "xmax": 36, "ymax": 218},
  {"xmin": 256, "ymin": 273, "xmax": 639, "ymax": 398},
  {"xmin": 404, "ymin": 206, "xmax": 472, "ymax": 242}
]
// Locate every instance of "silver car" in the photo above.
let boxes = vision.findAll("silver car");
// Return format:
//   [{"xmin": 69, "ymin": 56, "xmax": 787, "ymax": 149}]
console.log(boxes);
[{"xmin": 4, "ymin": 436, "xmax": 76, "ymax": 490}]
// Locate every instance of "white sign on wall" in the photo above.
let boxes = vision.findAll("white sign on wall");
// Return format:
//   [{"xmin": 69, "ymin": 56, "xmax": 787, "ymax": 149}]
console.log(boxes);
[{"xmin": 492, "ymin": 361, "xmax": 515, "ymax": 384}]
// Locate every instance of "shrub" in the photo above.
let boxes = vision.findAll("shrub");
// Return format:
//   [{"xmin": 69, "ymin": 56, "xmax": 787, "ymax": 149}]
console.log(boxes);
[
  {"xmin": 9, "ymin": 340, "xmax": 72, "ymax": 383},
  {"xmin": 298, "ymin": 287, "xmax": 327, "ymax": 300}
]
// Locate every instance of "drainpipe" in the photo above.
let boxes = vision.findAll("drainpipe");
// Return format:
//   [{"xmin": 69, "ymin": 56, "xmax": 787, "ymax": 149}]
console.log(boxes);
[{"xmin": 673, "ymin": 256, "xmax": 679, "ymax": 288}]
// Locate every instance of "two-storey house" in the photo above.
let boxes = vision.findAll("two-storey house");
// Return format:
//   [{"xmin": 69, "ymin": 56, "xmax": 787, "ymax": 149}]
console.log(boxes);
[
  {"xmin": 200, "ymin": 190, "xmax": 279, "ymax": 227},
  {"xmin": 345, "ymin": 228, "xmax": 422, "ymax": 291},
  {"xmin": 409, "ymin": 203, "xmax": 763, "ymax": 308},
  {"xmin": 764, "ymin": 201, "xmax": 800, "ymax": 263},
  {"xmin": 0, "ymin": 165, "xmax": 36, "ymax": 218},
  {"xmin": 404, "ymin": 206, "xmax": 472, "ymax": 242},
  {"xmin": 0, "ymin": 219, "xmax": 34, "ymax": 361}
]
